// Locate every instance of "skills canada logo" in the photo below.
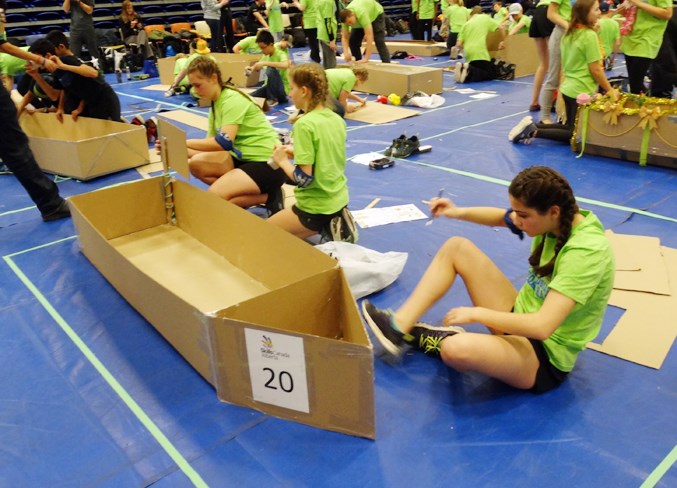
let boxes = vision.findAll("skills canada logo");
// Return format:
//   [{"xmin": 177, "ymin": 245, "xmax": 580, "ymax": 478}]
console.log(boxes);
[{"xmin": 260, "ymin": 335, "xmax": 290, "ymax": 360}]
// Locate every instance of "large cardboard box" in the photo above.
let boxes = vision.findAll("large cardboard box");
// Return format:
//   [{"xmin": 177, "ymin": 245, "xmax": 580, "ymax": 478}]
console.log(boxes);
[
  {"xmin": 67, "ymin": 122, "xmax": 375, "ymax": 438},
  {"xmin": 20, "ymin": 112, "xmax": 149, "ymax": 180},
  {"xmin": 487, "ymin": 32, "xmax": 539, "ymax": 78},
  {"xmin": 572, "ymin": 94, "xmax": 677, "ymax": 169},
  {"xmin": 358, "ymin": 63, "xmax": 443, "ymax": 96},
  {"xmin": 158, "ymin": 53, "xmax": 261, "ymax": 87}
]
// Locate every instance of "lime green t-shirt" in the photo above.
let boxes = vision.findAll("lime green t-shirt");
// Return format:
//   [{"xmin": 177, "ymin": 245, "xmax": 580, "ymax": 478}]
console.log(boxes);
[
  {"xmin": 235, "ymin": 36, "xmax": 263, "ymax": 54},
  {"xmin": 316, "ymin": 0, "xmax": 338, "ymax": 42},
  {"xmin": 343, "ymin": 0, "xmax": 384, "ymax": 30},
  {"xmin": 550, "ymin": 0, "xmax": 571, "ymax": 22},
  {"xmin": 300, "ymin": 0, "xmax": 318, "ymax": 29},
  {"xmin": 598, "ymin": 18, "xmax": 620, "ymax": 58},
  {"xmin": 493, "ymin": 6, "xmax": 508, "ymax": 24},
  {"xmin": 209, "ymin": 88, "xmax": 278, "ymax": 162},
  {"xmin": 560, "ymin": 27, "xmax": 602, "ymax": 99},
  {"xmin": 443, "ymin": 4, "xmax": 470, "ymax": 33},
  {"xmin": 418, "ymin": 0, "xmax": 437, "ymax": 20},
  {"xmin": 459, "ymin": 14, "xmax": 498, "ymax": 63},
  {"xmin": 260, "ymin": 46, "xmax": 290, "ymax": 93},
  {"xmin": 508, "ymin": 14, "xmax": 532, "ymax": 35},
  {"xmin": 535, "ymin": 0, "xmax": 551, "ymax": 6},
  {"xmin": 176, "ymin": 53, "xmax": 216, "ymax": 86},
  {"xmin": 621, "ymin": 0, "xmax": 671, "ymax": 58},
  {"xmin": 326, "ymin": 68, "xmax": 357, "ymax": 98},
  {"xmin": 513, "ymin": 210, "xmax": 615, "ymax": 372},
  {"xmin": 292, "ymin": 108, "xmax": 349, "ymax": 214},
  {"xmin": 267, "ymin": 0, "xmax": 284, "ymax": 33},
  {"xmin": 0, "ymin": 47, "xmax": 29, "ymax": 76}
]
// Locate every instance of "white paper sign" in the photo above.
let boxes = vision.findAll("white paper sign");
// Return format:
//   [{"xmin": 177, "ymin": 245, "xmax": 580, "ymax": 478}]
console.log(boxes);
[
  {"xmin": 244, "ymin": 328, "xmax": 310, "ymax": 413},
  {"xmin": 351, "ymin": 204, "xmax": 429, "ymax": 228}
]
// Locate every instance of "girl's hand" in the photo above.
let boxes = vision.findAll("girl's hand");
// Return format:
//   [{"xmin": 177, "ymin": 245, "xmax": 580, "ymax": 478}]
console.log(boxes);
[
  {"xmin": 444, "ymin": 306, "xmax": 476, "ymax": 326},
  {"xmin": 71, "ymin": 108, "xmax": 81, "ymax": 121},
  {"xmin": 429, "ymin": 197, "xmax": 456, "ymax": 218},
  {"xmin": 56, "ymin": 109, "xmax": 64, "ymax": 123}
]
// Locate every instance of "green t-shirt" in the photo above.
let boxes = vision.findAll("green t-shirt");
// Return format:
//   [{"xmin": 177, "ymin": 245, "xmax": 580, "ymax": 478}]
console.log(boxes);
[
  {"xmin": 235, "ymin": 36, "xmax": 262, "ymax": 54},
  {"xmin": 493, "ymin": 6, "xmax": 508, "ymax": 24},
  {"xmin": 459, "ymin": 14, "xmax": 498, "ymax": 63},
  {"xmin": 598, "ymin": 18, "xmax": 620, "ymax": 58},
  {"xmin": 260, "ymin": 46, "xmax": 290, "ymax": 93},
  {"xmin": 418, "ymin": 0, "xmax": 437, "ymax": 20},
  {"xmin": 560, "ymin": 27, "xmax": 602, "ymax": 99},
  {"xmin": 316, "ymin": 0, "xmax": 338, "ymax": 42},
  {"xmin": 513, "ymin": 210, "xmax": 615, "ymax": 372},
  {"xmin": 550, "ymin": 0, "xmax": 571, "ymax": 22},
  {"xmin": 443, "ymin": 4, "xmax": 469, "ymax": 33},
  {"xmin": 292, "ymin": 108, "xmax": 349, "ymax": 214},
  {"xmin": 0, "ymin": 47, "xmax": 29, "ymax": 76},
  {"xmin": 535, "ymin": 0, "xmax": 551, "ymax": 6},
  {"xmin": 267, "ymin": 0, "xmax": 284, "ymax": 33},
  {"xmin": 209, "ymin": 88, "xmax": 278, "ymax": 162},
  {"xmin": 343, "ymin": 0, "xmax": 384, "ymax": 29},
  {"xmin": 326, "ymin": 68, "xmax": 357, "ymax": 98},
  {"xmin": 300, "ymin": 0, "xmax": 318, "ymax": 29},
  {"xmin": 508, "ymin": 14, "xmax": 532, "ymax": 35},
  {"xmin": 621, "ymin": 0, "xmax": 671, "ymax": 58},
  {"xmin": 175, "ymin": 53, "xmax": 216, "ymax": 86}
]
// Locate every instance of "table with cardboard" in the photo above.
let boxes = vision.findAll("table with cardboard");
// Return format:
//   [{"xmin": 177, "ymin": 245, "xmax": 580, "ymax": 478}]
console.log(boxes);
[
  {"xmin": 20, "ymin": 112, "xmax": 149, "ymax": 180},
  {"xmin": 67, "ymin": 120, "xmax": 376, "ymax": 438}
]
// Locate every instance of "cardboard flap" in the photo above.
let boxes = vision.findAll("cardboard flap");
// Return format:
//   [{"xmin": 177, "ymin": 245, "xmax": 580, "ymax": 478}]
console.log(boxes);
[{"xmin": 157, "ymin": 119, "xmax": 191, "ymax": 179}]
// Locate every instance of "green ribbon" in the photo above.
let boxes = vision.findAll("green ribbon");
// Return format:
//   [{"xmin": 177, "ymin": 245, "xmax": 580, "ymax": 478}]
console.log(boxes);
[
  {"xmin": 576, "ymin": 106, "xmax": 590, "ymax": 158},
  {"xmin": 639, "ymin": 125, "xmax": 651, "ymax": 167}
]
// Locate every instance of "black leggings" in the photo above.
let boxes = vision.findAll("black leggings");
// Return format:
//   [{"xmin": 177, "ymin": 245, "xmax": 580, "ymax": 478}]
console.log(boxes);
[
  {"xmin": 625, "ymin": 55, "xmax": 653, "ymax": 94},
  {"xmin": 417, "ymin": 19, "xmax": 433, "ymax": 41},
  {"xmin": 534, "ymin": 94, "xmax": 578, "ymax": 143}
]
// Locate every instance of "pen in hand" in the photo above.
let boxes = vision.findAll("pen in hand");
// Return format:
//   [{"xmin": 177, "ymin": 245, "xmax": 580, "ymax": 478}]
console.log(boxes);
[{"xmin": 425, "ymin": 188, "xmax": 444, "ymax": 226}]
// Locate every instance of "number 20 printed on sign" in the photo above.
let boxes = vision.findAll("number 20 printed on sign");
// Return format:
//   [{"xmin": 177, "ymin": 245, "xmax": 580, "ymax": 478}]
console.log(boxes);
[{"xmin": 244, "ymin": 328, "xmax": 310, "ymax": 413}]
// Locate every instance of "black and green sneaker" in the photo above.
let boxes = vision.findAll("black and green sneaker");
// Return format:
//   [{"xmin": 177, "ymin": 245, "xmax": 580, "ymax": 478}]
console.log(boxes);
[
  {"xmin": 410, "ymin": 323, "xmax": 464, "ymax": 357},
  {"xmin": 361, "ymin": 300, "xmax": 415, "ymax": 362}
]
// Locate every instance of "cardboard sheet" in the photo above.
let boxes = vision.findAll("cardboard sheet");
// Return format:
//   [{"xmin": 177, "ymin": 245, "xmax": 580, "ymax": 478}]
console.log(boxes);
[
  {"xmin": 345, "ymin": 102, "xmax": 419, "ymax": 124},
  {"xmin": 588, "ymin": 246, "xmax": 677, "ymax": 369},
  {"xmin": 142, "ymin": 84, "xmax": 171, "ymax": 91},
  {"xmin": 605, "ymin": 230, "xmax": 671, "ymax": 295},
  {"xmin": 157, "ymin": 110, "xmax": 209, "ymax": 131}
]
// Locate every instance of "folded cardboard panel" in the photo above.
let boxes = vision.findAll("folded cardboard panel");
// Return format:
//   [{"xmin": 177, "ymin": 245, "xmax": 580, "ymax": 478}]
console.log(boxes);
[
  {"xmin": 68, "ymin": 177, "xmax": 375, "ymax": 438},
  {"xmin": 20, "ymin": 112, "xmax": 149, "ymax": 180},
  {"xmin": 487, "ymin": 32, "xmax": 539, "ymax": 78},
  {"xmin": 158, "ymin": 53, "xmax": 261, "ymax": 87},
  {"xmin": 573, "ymin": 104, "xmax": 677, "ymax": 170},
  {"xmin": 369, "ymin": 40, "xmax": 448, "ymax": 56},
  {"xmin": 358, "ymin": 63, "xmax": 443, "ymax": 96}
]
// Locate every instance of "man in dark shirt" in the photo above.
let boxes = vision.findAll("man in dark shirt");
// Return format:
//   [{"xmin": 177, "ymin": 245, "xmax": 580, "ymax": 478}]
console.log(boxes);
[
  {"xmin": 62, "ymin": 0, "xmax": 103, "ymax": 68},
  {"xmin": 246, "ymin": 0, "xmax": 269, "ymax": 36}
]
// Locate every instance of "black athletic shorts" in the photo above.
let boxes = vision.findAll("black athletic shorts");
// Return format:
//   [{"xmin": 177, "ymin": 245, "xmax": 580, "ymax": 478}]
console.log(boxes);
[
  {"xmin": 233, "ymin": 158, "xmax": 285, "ymax": 195},
  {"xmin": 292, "ymin": 204, "xmax": 343, "ymax": 232},
  {"xmin": 529, "ymin": 338, "xmax": 569, "ymax": 393},
  {"xmin": 529, "ymin": 5, "xmax": 555, "ymax": 38}
]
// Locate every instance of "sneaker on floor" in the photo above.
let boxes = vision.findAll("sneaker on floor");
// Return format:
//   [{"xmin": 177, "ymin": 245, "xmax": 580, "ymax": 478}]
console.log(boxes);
[
  {"xmin": 410, "ymin": 322, "xmax": 465, "ymax": 357},
  {"xmin": 458, "ymin": 63, "xmax": 469, "ymax": 83},
  {"xmin": 144, "ymin": 116, "xmax": 158, "ymax": 144},
  {"xmin": 392, "ymin": 135, "xmax": 421, "ymax": 158},
  {"xmin": 450, "ymin": 46, "xmax": 458, "ymax": 60},
  {"xmin": 164, "ymin": 87, "xmax": 176, "ymax": 98},
  {"xmin": 508, "ymin": 116, "xmax": 538, "ymax": 144},
  {"xmin": 266, "ymin": 99, "xmax": 279, "ymax": 108},
  {"xmin": 322, "ymin": 207, "xmax": 359, "ymax": 243},
  {"xmin": 265, "ymin": 185, "xmax": 285, "ymax": 216},
  {"xmin": 453, "ymin": 61, "xmax": 463, "ymax": 82},
  {"xmin": 501, "ymin": 63, "xmax": 516, "ymax": 81},
  {"xmin": 361, "ymin": 300, "xmax": 414, "ymax": 361},
  {"xmin": 528, "ymin": 103, "xmax": 541, "ymax": 112},
  {"xmin": 384, "ymin": 134, "xmax": 406, "ymax": 157},
  {"xmin": 41, "ymin": 199, "xmax": 71, "ymax": 222},
  {"xmin": 0, "ymin": 162, "xmax": 12, "ymax": 175}
]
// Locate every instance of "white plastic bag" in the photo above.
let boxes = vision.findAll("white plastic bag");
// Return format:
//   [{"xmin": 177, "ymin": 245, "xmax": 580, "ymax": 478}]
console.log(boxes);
[
  {"xmin": 315, "ymin": 241, "xmax": 408, "ymax": 299},
  {"xmin": 404, "ymin": 94, "xmax": 445, "ymax": 109}
]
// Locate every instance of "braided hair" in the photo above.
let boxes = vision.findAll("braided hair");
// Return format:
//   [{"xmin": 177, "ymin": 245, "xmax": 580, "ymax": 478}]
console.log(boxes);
[
  {"xmin": 289, "ymin": 63, "xmax": 328, "ymax": 113},
  {"xmin": 509, "ymin": 166, "xmax": 579, "ymax": 277}
]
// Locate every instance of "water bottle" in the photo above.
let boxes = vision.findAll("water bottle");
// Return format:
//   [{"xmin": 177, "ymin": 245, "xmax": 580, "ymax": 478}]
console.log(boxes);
[
  {"xmin": 165, "ymin": 45, "xmax": 176, "ymax": 57},
  {"xmin": 126, "ymin": 66, "xmax": 132, "ymax": 81}
]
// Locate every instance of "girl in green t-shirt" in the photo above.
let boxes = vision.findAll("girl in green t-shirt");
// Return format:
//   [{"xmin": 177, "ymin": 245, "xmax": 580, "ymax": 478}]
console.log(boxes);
[
  {"xmin": 267, "ymin": 63, "xmax": 353, "ymax": 241},
  {"xmin": 362, "ymin": 166, "xmax": 615, "ymax": 393},
  {"xmin": 509, "ymin": 0, "xmax": 617, "ymax": 145},
  {"xmin": 179, "ymin": 57, "xmax": 286, "ymax": 214}
]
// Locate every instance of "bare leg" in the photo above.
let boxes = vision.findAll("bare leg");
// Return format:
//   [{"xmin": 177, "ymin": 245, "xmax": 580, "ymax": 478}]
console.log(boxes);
[
  {"xmin": 394, "ymin": 237, "xmax": 517, "ymax": 332},
  {"xmin": 208, "ymin": 168, "xmax": 267, "ymax": 207},
  {"xmin": 531, "ymin": 37, "xmax": 549, "ymax": 109},
  {"xmin": 267, "ymin": 207, "xmax": 318, "ymax": 239},
  {"xmin": 188, "ymin": 151, "xmax": 234, "ymax": 185}
]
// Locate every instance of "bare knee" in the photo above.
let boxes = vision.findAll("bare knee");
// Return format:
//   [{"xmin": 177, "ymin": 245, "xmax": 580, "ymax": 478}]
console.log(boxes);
[
  {"xmin": 439, "ymin": 236, "xmax": 472, "ymax": 257},
  {"xmin": 439, "ymin": 334, "xmax": 476, "ymax": 372}
]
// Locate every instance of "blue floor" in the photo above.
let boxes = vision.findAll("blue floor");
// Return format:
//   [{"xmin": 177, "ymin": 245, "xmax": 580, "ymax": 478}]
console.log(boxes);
[{"xmin": 1, "ymin": 49, "xmax": 676, "ymax": 487}]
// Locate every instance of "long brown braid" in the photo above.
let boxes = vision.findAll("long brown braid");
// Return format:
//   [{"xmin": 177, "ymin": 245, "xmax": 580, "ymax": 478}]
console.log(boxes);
[
  {"xmin": 289, "ymin": 63, "xmax": 328, "ymax": 112},
  {"xmin": 509, "ymin": 166, "xmax": 579, "ymax": 277},
  {"xmin": 186, "ymin": 56, "xmax": 264, "ymax": 111}
]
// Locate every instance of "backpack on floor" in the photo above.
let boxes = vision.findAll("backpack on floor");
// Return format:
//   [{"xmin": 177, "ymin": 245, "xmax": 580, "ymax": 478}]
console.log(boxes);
[{"xmin": 395, "ymin": 19, "xmax": 410, "ymax": 34}]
